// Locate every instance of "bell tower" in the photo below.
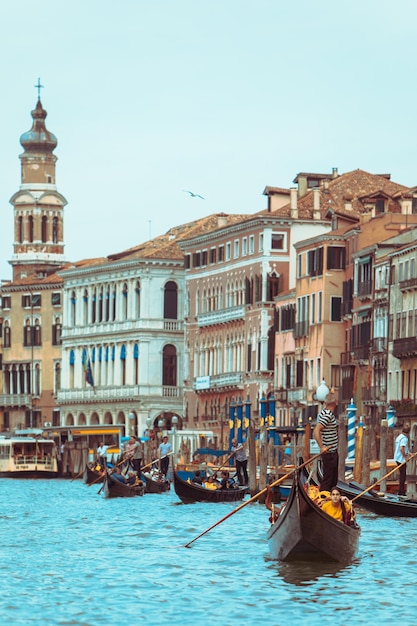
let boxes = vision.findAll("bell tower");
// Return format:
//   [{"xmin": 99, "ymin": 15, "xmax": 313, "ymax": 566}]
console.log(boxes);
[{"xmin": 9, "ymin": 80, "xmax": 67, "ymax": 280}]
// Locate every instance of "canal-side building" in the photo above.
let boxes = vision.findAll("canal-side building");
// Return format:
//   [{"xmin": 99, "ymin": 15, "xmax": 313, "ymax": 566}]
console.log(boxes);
[
  {"xmin": 0, "ymin": 95, "xmax": 67, "ymax": 431},
  {"xmin": 273, "ymin": 169, "xmax": 417, "ymax": 434},
  {"xmin": 56, "ymin": 215, "xmax": 244, "ymax": 453},
  {"xmin": 179, "ymin": 175, "xmax": 333, "ymax": 446}
]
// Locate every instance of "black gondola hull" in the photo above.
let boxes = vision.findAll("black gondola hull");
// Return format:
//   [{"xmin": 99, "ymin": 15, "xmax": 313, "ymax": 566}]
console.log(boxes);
[
  {"xmin": 173, "ymin": 470, "xmax": 247, "ymax": 504},
  {"xmin": 267, "ymin": 472, "xmax": 360, "ymax": 563},
  {"xmin": 103, "ymin": 474, "xmax": 145, "ymax": 498},
  {"xmin": 337, "ymin": 479, "xmax": 417, "ymax": 517}
]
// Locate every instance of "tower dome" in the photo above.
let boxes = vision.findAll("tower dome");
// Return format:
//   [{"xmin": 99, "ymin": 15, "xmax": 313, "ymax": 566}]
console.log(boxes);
[{"xmin": 20, "ymin": 98, "xmax": 57, "ymax": 153}]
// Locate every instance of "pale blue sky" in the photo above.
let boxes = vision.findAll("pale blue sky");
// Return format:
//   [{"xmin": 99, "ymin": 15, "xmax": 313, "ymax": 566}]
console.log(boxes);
[{"xmin": 1, "ymin": 0, "xmax": 417, "ymax": 279}]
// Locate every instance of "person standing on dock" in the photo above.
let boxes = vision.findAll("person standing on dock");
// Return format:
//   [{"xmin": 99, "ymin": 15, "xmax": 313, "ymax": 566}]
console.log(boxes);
[
  {"xmin": 313, "ymin": 390, "xmax": 339, "ymax": 492},
  {"xmin": 394, "ymin": 425, "xmax": 410, "ymax": 496}
]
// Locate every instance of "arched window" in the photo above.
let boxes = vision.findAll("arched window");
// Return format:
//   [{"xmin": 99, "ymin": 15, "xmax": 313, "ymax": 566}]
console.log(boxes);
[
  {"xmin": 70, "ymin": 291, "xmax": 76, "ymax": 326},
  {"xmin": 135, "ymin": 280, "xmax": 140, "ymax": 318},
  {"xmin": 28, "ymin": 215, "xmax": 34, "ymax": 242},
  {"xmin": 34, "ymin": 363, "xmax": 41, "ymax": 396},
  {"xmin": 91, "ymin": 288, "xmax": 97, "ymax": 324},
  {"xmin": 34, "ymin": 318, "xmax": 42, "ymax": 346},
  {"xmin": 163, "ymin": 344, "xmax": 177, "ymax": 387},
  {"xmin": 112, "ymin": 285, "xmax": 117, "ymax": 321},
  {"xmin": 120, "ymin": 344, "xmax": 126, "ymax": 385},
  {"xmin": 18, "ymin": 216, "xmax": 23, "ymax": 243},
  {"xmin": 52, "ymin": 217, "xmax": 59, "ymax": 243},
  {"xmin": 105, "ymin": 285, "xmax": 111, "ymax": 322},
  {"xmin": 83, "ymin": 290, "xmax": 89, "ymax": 325},
  {"xmin": 133, "ymin": 343, "xmax": 139, "ymax": 384},
  {"xmin": 122, "ymin": 283, "xmax": 128, "ymax": 319},
  {"xmin": 41, "ymin": 216, "xmax": 47, "ymax": 243},
  {"xmin": 98, "ymin": 287, "xmax": 104, "ymax": 322},
  {"xmin": 23, "ymin": 319, "xmax": 32, "ymax": 346},
  {"xmin": 164, "ymin": 281, "xmax": 178, "ymax": 319},
  {"xmin": 3, "ymin": 322, "xmax": 12, "ymax": 348},
  {"xmin": 54, "ymin": 362, "xmax": 61, "ymax": 394}
]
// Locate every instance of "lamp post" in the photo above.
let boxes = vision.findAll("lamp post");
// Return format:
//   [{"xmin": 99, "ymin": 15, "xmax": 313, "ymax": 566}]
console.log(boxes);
[
  {"xmin": 314, "ymin": 379, "xmax": 330, "ymax": 402},
  {"xmin": 386, "ymin": 405, "xmax": 395, "ymax": 429}
]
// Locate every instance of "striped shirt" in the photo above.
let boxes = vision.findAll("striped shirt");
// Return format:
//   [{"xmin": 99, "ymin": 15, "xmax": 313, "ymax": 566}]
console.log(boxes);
[{"xmin": 317, "ymin": 408, "xmax": 338, "ymax": 452}]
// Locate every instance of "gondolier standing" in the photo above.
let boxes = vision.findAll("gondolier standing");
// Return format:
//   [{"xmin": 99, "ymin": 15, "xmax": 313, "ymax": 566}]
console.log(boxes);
[
  {"xmin": 159, "ymin": 435, "xmax": 172, "ymax": 477},
  {"xmin": 394, "ymin": 424, "xmax": 410, "ymax": 496},
  {"xmin": 313, "ymin": 389, "xmax": 339, "ymax": 492}
]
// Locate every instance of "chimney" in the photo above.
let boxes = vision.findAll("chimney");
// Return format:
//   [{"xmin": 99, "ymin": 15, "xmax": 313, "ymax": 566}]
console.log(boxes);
[
  {"xmin": 290, "ymin": 187, "xmax": 298, "ymax": 219},
  {"xmin": 312, "ymin": 188, "xmax": 321, "ymax": 219},
  {"xmin": 217, "ymin": 214, "xmax": 228, "ymax": 228},
  {"xmin": 344, "ymin": 194, "xmax": 353, "ymax": 211},
  {"xmin": 332, "ymin": 167, "xmax": 338, "ymax": 178},
  {"xmin": 400, "ymin": 198, "xmax": 412, "ymax": 215}
]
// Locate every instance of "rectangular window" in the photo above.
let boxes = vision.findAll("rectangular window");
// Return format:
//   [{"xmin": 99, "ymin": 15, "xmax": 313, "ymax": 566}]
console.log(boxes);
[
  {"xmin": 209, "ymin": 248, "xmax": 216, "ymax": 264},
  {"xmin": 184, "ymin": 254, "xmax": 191, "ymax": 269},
  {"xmin": 331, "ymin": 296, "xmax": 342, "ymax": 321},
  {"xmin": 297, "ymin": 253, "xmax": 302, "ymax": 278},
  {"xmin": 218, "ymin": 245, "xmax": 224, "ymax": 262},
  {"xmin": 201, "ymin": 250, "xmax": 208, "ymax": 266},
  {"xmin": 1, "ymin": 296, "xmax": 11, "ymax": 309},
  {"xmin": 271, "ymin": 233, "xmax": 285, "ymax": 250},
  {"xmin": 249, "ymin": 235, "xmax": 254, "ymax": 254},
  {"xmin": 193, "ymin": 252, "xmax": 201, "ymax": 268},
  {"xmin": 234, "ymin": 240, "xmax": 239, "ymax": 258},
  {"xmin": 318, "ymin": 291, "xmax": 322, "ymax": 323},
  {"xmin": 225, "ymin": 242, "xmax": 231, "ymax": 261},
  {"xmin": 242, "ymin": 237, "xmax": 248, "ymax": 256},
  {"xmin": 307, "ymin": 247, "xmax": 324, "ymax": 277},
  {"xmin": 22, "ymin": 295, "xmax": 31, "ymax": 308},
  {"xmin": 51, "ymin": 292, "xmax": 61, "ymax": 306},
  {"xmin": 327, "ymin": 246, "xmax": 346, "ymax": 270},
  {"xmin": 259, "ymin": 234, "xmax": 264, "ymax": 252},
  {"xmin": 311, "ymin": 292, "xmax": 316, "ymax": 324},
  {"xmin": 32, "ymin": 294, "xmax": 42, "ymax": 307}
]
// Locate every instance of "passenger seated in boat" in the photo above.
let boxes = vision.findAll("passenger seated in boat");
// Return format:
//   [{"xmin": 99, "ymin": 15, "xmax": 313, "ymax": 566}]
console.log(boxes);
[
  {"xmin": 111, "ymin": 467, "xmax": 129, "ymax": 484},
  {"xmin": 192, "ymin": 470, "xmax": 203, "ymax": 485},
  {"xmin": 321, "ymin": 486, "xmax": 353, "ymax": 524},
  {"xmin": 220, "ymin": 470, "xmax": 235, "ymax": 489},
  {"xmin": 204, "ymin": 474, "xmax": 220, "ymax": 490}
]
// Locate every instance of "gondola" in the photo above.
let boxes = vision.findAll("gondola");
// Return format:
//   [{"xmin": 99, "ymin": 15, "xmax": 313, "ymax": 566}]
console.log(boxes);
[
  {"xmin": 142, "ymin": 473, "xmax": 170, "ymax": 494},
  {"xmin": 267, "ymin": 470, "xmax": 360, "ymax": 563},
  {"xmin": 173, "ymin": 470, "xmax": 248, "ymax": 504},
  {"xmin": 103, "ymin": 472, "xmax": 145, "ymax": 498},
  {"xmin": 337, "ymin": 479, "xmax": 417, "ymax": 517},
  {"xmin": 83, "ymin": 463, "xmax": 105, "ymax": 485}
]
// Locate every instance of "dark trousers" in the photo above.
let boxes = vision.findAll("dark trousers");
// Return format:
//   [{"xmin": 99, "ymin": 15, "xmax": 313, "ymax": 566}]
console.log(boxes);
[
  {"xmin": 236, "ymin": 459, "xmax": 248, "ymax": 485},
  {"xmin": 320, "ymin": 451, "xmax": 339, "ymax": 492},
  {"xmin": 160, "ymin": 457, "xmax": 170, "ymax": 476},
  {"xmin": 397, "ymin": 461, "xmax": 407, "ymax": 495},
  {"xmin": 132, "ymin": 459, "xmax": 142, "ymax": 475}
]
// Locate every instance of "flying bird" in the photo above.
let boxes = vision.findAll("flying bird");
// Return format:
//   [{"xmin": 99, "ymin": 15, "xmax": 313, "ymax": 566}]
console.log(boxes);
[{"xmin": 183, "ymin": 189, "xmax": 205, "ymax": 199}]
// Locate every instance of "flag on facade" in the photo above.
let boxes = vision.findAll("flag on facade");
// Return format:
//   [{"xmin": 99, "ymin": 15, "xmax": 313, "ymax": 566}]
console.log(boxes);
[{"xmin": 83, "ymin": 349, "xmax": 95, "ymax": 390}]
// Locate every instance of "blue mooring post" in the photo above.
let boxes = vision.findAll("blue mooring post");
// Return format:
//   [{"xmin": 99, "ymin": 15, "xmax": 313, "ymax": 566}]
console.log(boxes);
[
  {"xmin": 236, "ymin": 398, "xmax": 243, "ymax": 443},
  {"xmin": 347, "ymin": 398, "xmax": 357, "ymax": 461},
  {"xmin": 260, "ymin": 396, "xmax": 266, "ymax": 427},
  {"xmin": 244, "ymin": 396, "xmax": 251, "ymax": 441},
  {"xmin": 229, "ymin": 402, "xmax": 236, "ymax": 464}
]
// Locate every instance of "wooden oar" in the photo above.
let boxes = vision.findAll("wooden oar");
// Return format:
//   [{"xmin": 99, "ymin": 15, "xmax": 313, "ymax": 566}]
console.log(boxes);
[
  {"xmin": 88, "ymin": 457, "xmax": 126, "ymax": 487},
  {"xmin": 70, "ymin": 467, "xmax": 87, "ymax": 482},
  {"xmin": 183, "ymin": 450, "xmax": 327, "ymax": 548},
  {"xmin": 351, "ymin": 451, "xmax": 417, "ymax": 503},
  {"xmin": 141, "ymin": 451, "xmax": 174, "ymax": 473}
]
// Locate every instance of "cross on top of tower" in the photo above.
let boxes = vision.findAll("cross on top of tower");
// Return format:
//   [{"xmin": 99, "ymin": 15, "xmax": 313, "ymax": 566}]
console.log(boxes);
[{"xmin": 34, "ymin": 77, "xmax": 44, "ymax": 99}]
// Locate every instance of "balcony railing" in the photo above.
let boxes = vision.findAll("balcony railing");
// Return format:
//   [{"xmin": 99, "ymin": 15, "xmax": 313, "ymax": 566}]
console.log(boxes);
[
  {"xmin": 340, "ymin": 351, "xmax": 352, "ymax": 365},
  {"xmin": 197, "ymin": 305, "xmax": 246, "ymax": 327},
  {"xmin": 57, "ymin": 384, "xmax": 183, "ymax": 403},
  {"xmin": 294, "ymin": 321, "xmax": 309, "ymax": 338},
  {"xmin": 357, "ymin": 280, "xmax": 373, "ymax": 297},
  {"xmin": 0, "ymin": 394, "xmax": 31, "ymax": 407},
  {"xmin": 393, "ymin": 337, "xmax": 417, "ymax": 358},
  {"xmin": 370, "ymin": 337, "xmax": 387, "ymax": 353},
  {"xmin": 275, "ymin": 389, "xmax": 287, "ymax": 402},
  {"xmin": 342, "ymin": 300, "xmax": 353, "ymax": 316},
  {"xmin": 352, "ymin": 344, "xmax": 369, "ymax": 361},
  {"xmin": 399, "ymin": 276, "xmax": 417, "ymax": 291},
  {"xmin": 362, "ymin": 386, "xmax": 387, "ymax": 404},
  {"xmin": 193, "ymin": 372, "xmax": 244, "ymax": 389},
  {"xmin": 287, "ymin": 388, "xmax": 307, "ymax": 403}
]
